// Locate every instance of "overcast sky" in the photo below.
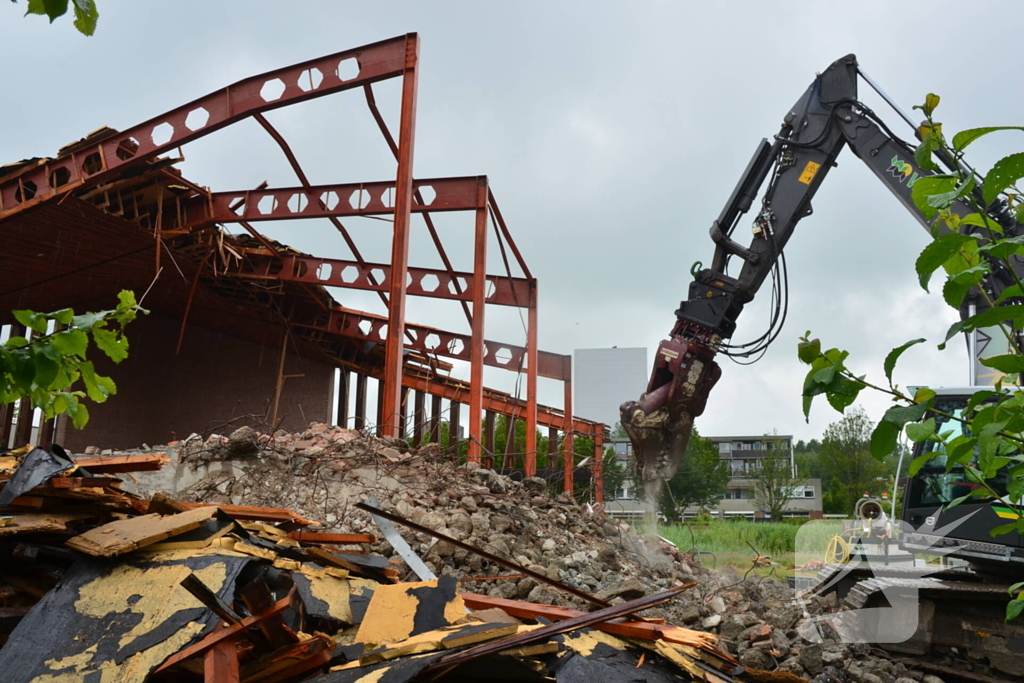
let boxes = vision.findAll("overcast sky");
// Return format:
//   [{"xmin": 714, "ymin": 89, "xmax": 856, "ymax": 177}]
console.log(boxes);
[{"xmin": 3, "ymin": 1, "xmax": 1021, "ymax": 442}]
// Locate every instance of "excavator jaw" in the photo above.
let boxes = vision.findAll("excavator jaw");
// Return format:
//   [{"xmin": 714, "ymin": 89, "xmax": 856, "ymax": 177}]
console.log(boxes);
[{"xmin": 619, "ymin": 333, "xmax": 721, "ymax": 483}]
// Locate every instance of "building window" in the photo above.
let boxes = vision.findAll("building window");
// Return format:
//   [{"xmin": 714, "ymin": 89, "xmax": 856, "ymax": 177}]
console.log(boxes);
[{"xmin": 718, "ymin": 442, "xmax": 730, "ymax": 454}]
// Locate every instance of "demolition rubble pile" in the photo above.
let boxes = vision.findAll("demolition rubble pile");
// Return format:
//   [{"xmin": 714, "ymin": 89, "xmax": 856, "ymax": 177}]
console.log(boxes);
[
  {"xmin": 79, "ymin": 423, "xmax": 965, "ymax": 683},
  {"xmin": 0, "ymin": 443, "xmax": 783, "ymax": 683}
]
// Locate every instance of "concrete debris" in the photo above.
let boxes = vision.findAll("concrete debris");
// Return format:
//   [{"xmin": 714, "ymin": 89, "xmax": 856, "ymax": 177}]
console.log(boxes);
[{"xmin": 0, "ymin": 427, "xmax": 975, "ymax": 682}]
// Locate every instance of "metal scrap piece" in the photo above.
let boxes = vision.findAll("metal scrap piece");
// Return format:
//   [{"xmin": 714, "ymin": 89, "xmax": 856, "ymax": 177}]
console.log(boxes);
[{"xmin": 363, "ymin": 495, "xmax": 435, "ymax": 581}]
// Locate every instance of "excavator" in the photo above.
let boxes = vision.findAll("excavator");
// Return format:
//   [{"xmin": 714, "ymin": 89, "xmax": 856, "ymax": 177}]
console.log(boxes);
[{"xmin": 620, "ymin": 54, "xmax": 1024, "ymax": 673}]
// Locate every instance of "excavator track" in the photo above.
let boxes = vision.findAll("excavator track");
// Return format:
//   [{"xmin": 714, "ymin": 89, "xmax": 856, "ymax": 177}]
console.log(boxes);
[{"xmin": 808, "ymin": 565, "xmax": 1024, "ymax": 677}]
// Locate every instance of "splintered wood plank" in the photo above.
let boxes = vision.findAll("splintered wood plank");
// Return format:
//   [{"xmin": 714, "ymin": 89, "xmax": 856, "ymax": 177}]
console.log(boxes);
[
  {"xmin": 144, "ymin": 518, "xmax": 235, "ymax": 551},
  {"xmin": 65, "ymin": 506, "xmax": 217, "ymax": 557},
  {"xmin": 72, "ymin": 453, "xmax": 169, "ymax": 473},
  {"xmin": 0, "ymin": 512, "xmax": 96, "ymax": 536},
  {"xmin": 159, "ymin": 500, "xmax": 315, "ymax": 525},
  {"xmin": 153, "ymin": 588, "xmax": 296, "ymax": 675},
  {"xmin": 285, "ymin": 532, "xmax": 376, "ymax": 544}
]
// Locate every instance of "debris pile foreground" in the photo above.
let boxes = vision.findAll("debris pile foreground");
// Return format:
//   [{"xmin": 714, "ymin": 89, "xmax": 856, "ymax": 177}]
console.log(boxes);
[
  {"xmin": 1, "ymin": 428, "xmax": 966, "ymax": 683},
  {"xmin": 0, "ymin": 442, "xmax": 794, "ymax": 683}
]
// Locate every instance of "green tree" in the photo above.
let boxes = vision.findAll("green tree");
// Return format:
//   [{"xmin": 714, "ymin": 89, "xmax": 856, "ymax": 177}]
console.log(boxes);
[
  {"xmin": 2, "ymin": 291, "xmax": 142, "ymax": 431},
  {"xmin": 798, "ymin": 93, "xmax": 1024, "ymax": 620},
  {"xmin": 819, "ymin": 406, "xmax": 892, "ymax": 514},
  {"xmin": 652, "ymin": 427, "xmax": 729, "ymax": 522},
  {"xmin": 12, "ymin": 0, "xmax": 99, "ymax": 35},
  {"xmin": 752, "ymin": 440, "xmax": 802, "ymax": 522}
]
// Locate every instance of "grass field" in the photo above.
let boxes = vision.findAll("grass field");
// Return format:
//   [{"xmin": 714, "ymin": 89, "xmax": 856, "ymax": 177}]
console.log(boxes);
[{"xmin": 652, "ymin": 519, "xmax": 847, "ymax": 576}]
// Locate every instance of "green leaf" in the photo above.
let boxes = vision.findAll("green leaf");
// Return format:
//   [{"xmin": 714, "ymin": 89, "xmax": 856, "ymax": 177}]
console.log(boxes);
[
  {"xmin": 798, "ymin": 338, "xmax": 821, "ymax": 364},
  {"xmin": 1008, "ymin": 599, "xmax": 1024, "ymax": 622},
  {"xmin": 996, "ymin": 284, "xmax": 1024, "ymax": 304},
  {"xmin": 70, "ymin": 0, "xmax": 97, "ymax": 35},
  {"xmin": 882, "ymin": 402, "xmax": 931, "ymax": 426},
  {"xmin": 813, "ymin": 366, "xmax": 836, "ymax": 385},
  {"xmin": 916, "ymin": 233, "xmax": 971, "ymax": 291},
  {"xmin": 870, "ymin": 420, "xmax": 901, "ymax": 460},
  {"xmin": 32, "ymin": 354, "xmax": 60, "ymax": 388},
  {"xmin": 980, "ymin": 354, "xmax": 1024, "ymax": 374},
  {"xmin": 990, "ymin": 522, "xmax": 1020, "ymax": 537},
  {"xmin": 983, "ymin": 153, "xmax": 1024, "ymax": 207},
  {"xmin": 92, "ymin": 327, "xmax": 128, "ymax": 363},
  {"xmin": 953, "ymin": 127, "xmax": 1024, "ymax": 152},
  {"xmin": 916, "ymin": 93, "xmax": 941, "ymax": 117},
  {"xmin": 928, "ymin": 175, "xmax": 975, "ymax": 210},
  {"xmin": 946, "ymin": 492, "xmax": 976, "ymax": 510},
  {"xmin": 50, "ymin": 329, "xmax": 88, "ymax": 358},
  {"xmin": 78, "ymin": 361, "xmax": 116, "ymax": 403},
  {"xmin": 943, "ymin": 265, "xmax": 990, "ymax": 308},
  {"xmin": 25, "ymin": 0, "xmax": 68, "ymax": 21},
  {"xmin": 49, "ymin": 308, "xmax": 74, "ymax": 325},
  {"xmin": 826, "ymin": 376, "xmax": 862, "ymax": 413},
  {"xmin": 966, "ymin": 390, "xmax": 998, "ymax": 414},
  {"xmin": 915, "ymin": 138, "xmax": 938, "ymax": 172},
  {"xmin": 884, "ymin": 339, "xmax": 925, "ymax": 386},
  {"xmin": 948, "ymin": 436, "xmax": 978, "ymax": 466},
  {"xmin": 978, "ymin": 235, "xmax": 1024, "ymax": 259},
  {"xmin": 906, "ymin": 418, "xmax": 937, "ymax": 443},
  {"xmin": 1009, "ymin": 582, "xmax": 1024, "ymax": 595},
  {"xmin": 961, "ymin": 212, "xmax": 1004, "ymax": 234},
  {"xmin": 13, "ymin": 309, "xmax": 47, "ymax": 334},
  {"xmin": 908, "ymin": 451, "xmax": 938, "ymax": 476},
  {"xmin": 911, "ymin": 175, "xmax": 957, "ymax": 221},
  {"xmin": 941, "ymin": 305, "xmax": 1024, "ymax": 348},
  {"xmin": 914, "ymin": 387, "xmax": 937, "ymax": 404}
]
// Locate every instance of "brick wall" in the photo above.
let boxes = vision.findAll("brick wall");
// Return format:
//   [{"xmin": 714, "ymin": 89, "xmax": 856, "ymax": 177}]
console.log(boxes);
[{"xmin": 57, "ymin": 314, "xmax": 335, "ymax": 452}]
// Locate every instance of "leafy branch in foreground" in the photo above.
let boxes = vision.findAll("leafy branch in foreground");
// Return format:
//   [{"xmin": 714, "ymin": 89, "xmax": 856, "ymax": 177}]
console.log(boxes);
[
  {"xmin": 10, "ymin": 0, "xmax": 98, "ymax": 36},
  {"xmin": 799, "ymin": 93, "xmax": 1024, "ymax": 621},
  {"xmin": 1, "ymin": 291, "xmax": 144, "ymax": 430}
]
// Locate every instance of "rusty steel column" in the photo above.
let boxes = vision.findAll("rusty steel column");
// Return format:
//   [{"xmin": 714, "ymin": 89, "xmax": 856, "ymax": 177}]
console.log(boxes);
[
  {"xmin": 503, "ymin": 414, "xmax": 516, "ymax": 471},
  {"xmin": 524, "ymin": 279, "xmax": 539, "ymax": 477},
  {"xmin": 376, "ymin": 378, "xmax": 386, "ymax": 433},
  {"xmin": 338, "ymin": 369, "xmax": 350, "ymax": 427},
  {"xmin": 467, "ymin": 178, "xmax": 489, "ymax": 463},
  {"xmin": 14, "ymin": 327, "xmax": 35, "ymax": 448},
  {"xmin": 399, "ymin": 387, "xmax": 411, "ymax": 438},
  {"xmin": 594, "ymin": 429, "xmax": 604, "ymax": 505},
  {"xmin": 547, "ymin": 427, "xmax": 558, "ymax": 470},
  {"xmin": 354, "ymin": 373, "xmax": 368, "ymax": 430},
  {"xmin": 413, "ymin": 390, "xmax": 426, "ymax": 446},
  {"xmin": 380, "ymin": 33, "xmax": 420, "ymax": 438},
  {"xmin": 562, "ymin": 357, "xmax": 574, "ymax": 495},
  {"xmin": 449, "ymin": 400, "xmax": 461, "ymax": 456},
  {"xmin": 0, "ymin": 324, "xmax": 23, "ymax": 449},
  {"xmin": 429, "ymin": 394, "xmax": 442, "ymax": 444},
  {"xmin": 483, "ymin": 411, "xmax": 496, "ymax": 468}
]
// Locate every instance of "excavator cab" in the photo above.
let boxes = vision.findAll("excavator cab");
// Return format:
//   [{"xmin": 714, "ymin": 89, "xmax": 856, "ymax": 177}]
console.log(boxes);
[{"xmin": 900, "ymin": 387, "xmax": 1024, "ymax": 571}]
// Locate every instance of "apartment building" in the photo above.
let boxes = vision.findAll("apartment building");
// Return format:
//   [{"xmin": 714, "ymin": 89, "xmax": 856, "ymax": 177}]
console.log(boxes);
[{"xmin": 604, "ymin": 433, "xmax": 823, "ymax": 520}]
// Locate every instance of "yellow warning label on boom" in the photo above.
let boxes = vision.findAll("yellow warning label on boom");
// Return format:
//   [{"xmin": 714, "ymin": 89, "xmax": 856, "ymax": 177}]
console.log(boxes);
[{"xmin": 798, "ymin": 161, "xmax": 821, "ymax": 184}]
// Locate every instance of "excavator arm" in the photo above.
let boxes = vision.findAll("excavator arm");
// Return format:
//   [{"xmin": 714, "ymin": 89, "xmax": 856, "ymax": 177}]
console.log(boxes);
[{"xmin": 621, "ymin": 54, "xmax": 1020, "ymax": 484}]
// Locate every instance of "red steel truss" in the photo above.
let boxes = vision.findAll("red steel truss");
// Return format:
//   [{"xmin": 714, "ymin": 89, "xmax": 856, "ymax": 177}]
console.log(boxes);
[{"xmin": 0, "ymin": 33, "xmax": 608, "ymax": 497}]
